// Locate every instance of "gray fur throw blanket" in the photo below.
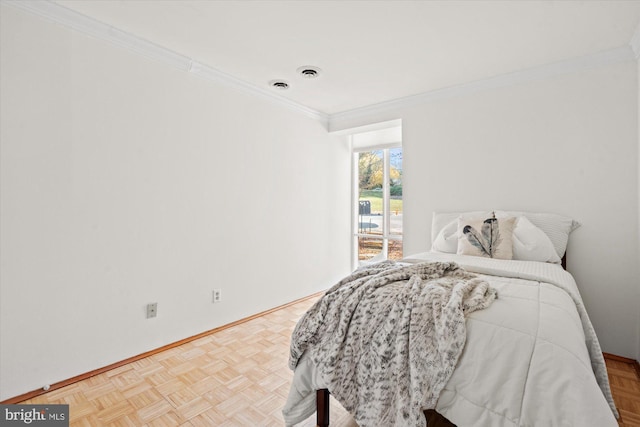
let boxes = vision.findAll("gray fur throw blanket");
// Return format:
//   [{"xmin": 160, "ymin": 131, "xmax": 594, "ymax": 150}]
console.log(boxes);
[{"xmin": 288, "ymin": 261, "xmax": 497, "ymax": 427}]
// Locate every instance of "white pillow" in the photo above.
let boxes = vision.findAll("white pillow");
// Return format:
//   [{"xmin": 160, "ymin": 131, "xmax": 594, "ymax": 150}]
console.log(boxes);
[
  {"xmin": 432, "ymin": 220, "xmax": 458, "ymax": 253},
  {"xmin": 495, "ymin": 211, "xmax": 579, "ymax": 258},
  {"xmin": 511, "ymin": 216, "xmax": 562, "ymax": 263}
]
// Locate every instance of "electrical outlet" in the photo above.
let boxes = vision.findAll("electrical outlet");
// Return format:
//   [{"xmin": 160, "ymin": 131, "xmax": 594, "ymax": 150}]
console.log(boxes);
[
  {"xmin": 213, "ymin": 289, "xmax": 222, "ymax": 303},
  {"xmin": 146, "ymin": 303, "xmax": 158, "ymax": 318}
]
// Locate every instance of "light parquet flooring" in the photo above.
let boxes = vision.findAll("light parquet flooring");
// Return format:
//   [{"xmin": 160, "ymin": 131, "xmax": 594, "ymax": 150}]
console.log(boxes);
[
  {"xmin": 606, "ymin": 358, "xmax": 640, "ymax": 427},
  {"xmin": 22, "ymin": 296, "xmax": 355, "ymax": 427},
  {"xmin": 21, "ymin": 295, "xmax": 640, "ymax": 427}
]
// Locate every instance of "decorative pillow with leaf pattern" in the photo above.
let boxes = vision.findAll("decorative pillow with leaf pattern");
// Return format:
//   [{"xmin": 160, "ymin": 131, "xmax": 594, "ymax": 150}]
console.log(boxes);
[{"xmin": 457, "ymin": 213, "xmax": 516, "ymax": 260}]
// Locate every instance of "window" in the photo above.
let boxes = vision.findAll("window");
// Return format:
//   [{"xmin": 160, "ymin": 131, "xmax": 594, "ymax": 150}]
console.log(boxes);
[{"xmin": 352, "ymin": 130, "xmax": 402, "ymax": 266}]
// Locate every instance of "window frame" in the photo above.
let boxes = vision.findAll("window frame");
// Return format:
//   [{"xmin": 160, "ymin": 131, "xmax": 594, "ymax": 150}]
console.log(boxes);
[{"xmin": 351, "ymin": 142, "xmax": 403, "ymax": 268}]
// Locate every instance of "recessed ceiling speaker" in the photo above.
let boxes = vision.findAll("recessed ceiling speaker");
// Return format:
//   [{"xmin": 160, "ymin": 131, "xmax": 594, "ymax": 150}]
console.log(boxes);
[
  {"xmin": 297, "ymin": 66, "xmax": 322, "ymax": 79},
  {"xmin": 269, "ymin": 80, "xmax": 290, "ymax": 90}
]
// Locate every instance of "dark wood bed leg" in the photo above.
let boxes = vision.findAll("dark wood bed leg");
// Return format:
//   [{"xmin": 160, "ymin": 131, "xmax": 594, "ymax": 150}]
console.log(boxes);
[{"xmin": 317, "ymin": 388, "xmax": 330, "ymax": 427}]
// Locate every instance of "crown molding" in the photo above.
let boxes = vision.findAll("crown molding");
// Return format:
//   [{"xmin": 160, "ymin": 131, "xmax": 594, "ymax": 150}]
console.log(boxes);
[
  {"xmin": 3, "ymin": 0, "xmax": 192, "ymax": 71},
  {"xmin": 630, "ymin": 23, "xmax": 640, "ymax": 60},
  {"xmin": 328, "ymin": 119, "xmax": 402, "ymax": 136},
  {"xmin": 2, "ymin": 0, "xmax": 329, "ymax": 126},
  {"xmin": 329, "ymin": 46, "xmax": 635, "ymax": 131},
  {"xmin": 4, "ymin": 0, "xmax": 634, "ymax": 131}
]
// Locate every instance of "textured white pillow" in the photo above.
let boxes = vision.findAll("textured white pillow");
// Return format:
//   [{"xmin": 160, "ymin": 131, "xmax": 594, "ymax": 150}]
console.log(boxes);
[
  {"xmin": 511, "ymin": 217, "xmax": 562, "ymax": 263},
  {"xmin": 457, "ymin": 215, "xmax": 516, "ymax": 260},
  {"xmin": 495, "ymin": 211, "xmax": 580, "ymax": 258}
]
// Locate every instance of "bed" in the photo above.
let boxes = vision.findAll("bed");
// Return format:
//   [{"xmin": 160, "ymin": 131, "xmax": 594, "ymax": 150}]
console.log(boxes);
[{"xmin": 283, "ymin": 211, "xmax": 619, "ymax": 427}]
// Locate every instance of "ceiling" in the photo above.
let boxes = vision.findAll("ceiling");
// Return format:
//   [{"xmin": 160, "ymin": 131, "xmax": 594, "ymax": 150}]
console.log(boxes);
[{"xmin": 52, "ymin": 0, "xmax": 640, "ymax": 115}]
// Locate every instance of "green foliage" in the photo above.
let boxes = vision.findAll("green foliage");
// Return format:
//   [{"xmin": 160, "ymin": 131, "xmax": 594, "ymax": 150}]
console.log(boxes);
[{"xmin": 390, "ymin": 185, "xmax": 403, "ymax": 196}]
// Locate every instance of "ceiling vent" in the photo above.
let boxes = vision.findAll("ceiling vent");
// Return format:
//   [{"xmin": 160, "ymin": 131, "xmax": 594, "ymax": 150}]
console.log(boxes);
[
  {"xmin": 269, "ymin": 80, "xmax": 290, "ymax": 90},
  {"xmin": 297, "ymin": 66, "xmax": 322, "ymax": 79}
]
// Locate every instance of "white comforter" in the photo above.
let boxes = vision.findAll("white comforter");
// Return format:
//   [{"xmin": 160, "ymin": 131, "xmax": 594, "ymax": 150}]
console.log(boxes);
[{"xmin": 283, "ymin": 252, "xmax": 618, "ymax": 427}]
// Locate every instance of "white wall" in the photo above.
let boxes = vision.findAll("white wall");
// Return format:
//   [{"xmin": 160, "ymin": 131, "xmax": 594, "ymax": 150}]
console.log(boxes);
[
  {"xmin": 0, "ymin": 6, "xmax": 351, "ymax": 400},
  {"xmin": 333, "ymin": 61, "xmax": 640, "ymax": 359},
  {"xmin": 637, "ymin": 56, "xmax": 640, "ymax": 364}
]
